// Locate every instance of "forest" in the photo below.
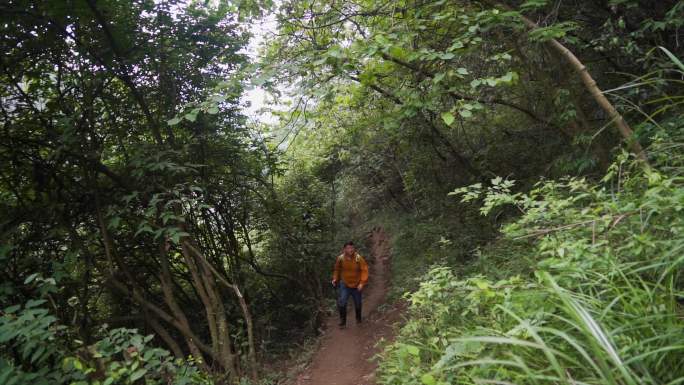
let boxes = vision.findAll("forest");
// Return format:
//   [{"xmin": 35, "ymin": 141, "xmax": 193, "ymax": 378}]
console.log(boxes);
[{"xmin": 1, "ymin": 0, "xmax": 683, "ymax": 384}]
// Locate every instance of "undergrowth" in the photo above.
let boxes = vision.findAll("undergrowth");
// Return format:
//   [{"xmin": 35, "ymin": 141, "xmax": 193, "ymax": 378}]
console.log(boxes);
[
  {"xmin": 376, "ymin": 136, "xmax": 684, "ymax": 384},
  {"xmin": 371, "ymin": 211, "xmax": 489, "ymax": 302}
]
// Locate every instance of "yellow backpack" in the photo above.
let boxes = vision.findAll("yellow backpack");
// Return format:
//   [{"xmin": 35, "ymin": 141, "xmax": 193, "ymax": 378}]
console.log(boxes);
[
  {"xmin": 337, "ymin": 253, "xmax": 361, "ymax": 263},
  {"xmin": 336, "ymin": 253, "xmax": 362, "ymax": 274}
]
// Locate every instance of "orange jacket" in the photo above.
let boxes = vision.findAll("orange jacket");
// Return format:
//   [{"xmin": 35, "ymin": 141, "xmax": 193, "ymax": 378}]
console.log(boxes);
[{"xmin": 332, "ymin": 253, "xmax": 369, "ymax": 288}]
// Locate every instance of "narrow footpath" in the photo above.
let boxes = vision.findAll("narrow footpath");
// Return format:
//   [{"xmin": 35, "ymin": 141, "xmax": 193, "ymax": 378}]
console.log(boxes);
[{"xmin": 295, "ymin": 228, "xmax": 402, "ymax": 385}]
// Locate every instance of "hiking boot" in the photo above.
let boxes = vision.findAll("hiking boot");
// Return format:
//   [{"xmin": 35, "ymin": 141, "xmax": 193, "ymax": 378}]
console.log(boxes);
[{"xmin": 338, "ymin": 306, "xmax": 347, "ymax": 328}]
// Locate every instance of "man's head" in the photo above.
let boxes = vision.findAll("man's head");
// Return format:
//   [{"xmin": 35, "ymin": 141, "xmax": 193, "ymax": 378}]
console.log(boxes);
[{"xmin": 343, "ymin": 241, "xmax": 355, "ymax": 256}]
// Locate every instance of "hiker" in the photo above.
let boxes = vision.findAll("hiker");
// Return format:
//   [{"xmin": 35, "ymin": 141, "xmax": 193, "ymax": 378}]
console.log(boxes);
[{"xmin": 331, "ymin": 241, "xmax": 369, "ymax": 328}]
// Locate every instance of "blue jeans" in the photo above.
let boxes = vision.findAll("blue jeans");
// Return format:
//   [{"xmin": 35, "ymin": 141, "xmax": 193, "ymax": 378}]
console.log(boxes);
[{"xmin": 338, "ymin": 282, "xmax": 362, "ymax": 322}]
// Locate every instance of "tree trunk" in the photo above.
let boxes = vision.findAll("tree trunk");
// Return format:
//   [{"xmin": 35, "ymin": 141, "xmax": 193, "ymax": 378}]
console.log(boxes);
[
  {"xmin": 158, "ymin": 246, "xmax": 209, "ymax": 369},
  {"xmin": 184, "ymin": 241, "xmax": 258, "ymax": 380},
  {"xmin": 178, "ymin": 240, "xmax": 221, "ymax": 357},
  {"xmin": 147, "ymin": 316, "xmax": 184, "ymax": 359}
]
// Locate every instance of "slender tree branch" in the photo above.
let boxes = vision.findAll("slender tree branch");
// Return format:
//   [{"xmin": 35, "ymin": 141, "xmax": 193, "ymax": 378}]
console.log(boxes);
[{"xmin": 481, "ymin": 0, "xmax": 649, "ymax": 164}]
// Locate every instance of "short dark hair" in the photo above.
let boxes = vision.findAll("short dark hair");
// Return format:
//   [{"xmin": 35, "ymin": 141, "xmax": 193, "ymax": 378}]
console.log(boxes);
[{"xmin": 343, "ymin": 241, "xmax": 355, "ymax": 247}]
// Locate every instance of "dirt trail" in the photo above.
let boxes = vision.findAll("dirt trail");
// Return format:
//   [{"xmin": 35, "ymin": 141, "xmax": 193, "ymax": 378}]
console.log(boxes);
[{"xmin": 295, "ymin": 228, "xmax": 401, "ymax": 385}]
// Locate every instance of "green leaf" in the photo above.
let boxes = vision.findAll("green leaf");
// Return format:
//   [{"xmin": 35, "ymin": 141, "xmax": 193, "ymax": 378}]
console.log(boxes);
[
  {"xmin": 134, "ymin": 224, "xmax": 153, "ymax": 237},
  {"xmin": 528, "ymin": 21, "xmax": 578, "ymax": 42},
  {"xmin": 659, "ymin": 46, "xmax": 684, "ymax": 72},
  {"xmin": 450, "ymin": 41, "xmax": 464, "ymax": 50},
  {"xmin": 406, "ymin": 345, "xmax": 420, "ymax": 356},
  {"xmin": 327, "ymin": 46, "xmax": 345, "ymax": 58},
  {"xmin": 24, "ymin": 273, "xmax": 39, "ymax": 284},
  {"xmin": 168, "ymin": 230, "xmax": 191, "ymax": 244},
  {"xmin": 521, "ymin": 0, "xmax": 548, "ymax": 11},
  {"xmin": 4, "ymin": 304, "xmax": 21, "ymax": 313},
  {"xmin": 459, "ymin": 109, "xmax": 473, "ymax": 118},
  {"xmin": 441, "ymin": 112, "xmax": 455, "ymax": 126},
  {"xmin": 108, "ymin": 216, "xmax": 121, "ymax": 230},
  {"xmin": 184, "ymin": 112, "xmax": 198, "ymax": 122},
  {"xmin": 207, "ymin": 106, "xmax": 219, "ymax": 114},
  {"xmin": 389, "ymin": 45, "xmax": 406, "ymax": 59},
  {"xmin": 31, "ymin": 345, "xmax": 46, "ymax": 363},
  {"xmin": 421, "ymin": 374, "xmax": 436, "ymax": 385},
  {"xmin": 499, "ymin": 71, "xmax": 519, "ymax": 85},
  {"xmin": 252, "ymin": 72, "xmax": 272, "ymax": 86},
  {"xmin": 167, "ymin": 117, "xmax": 181, "ymax": 126},
  {"xmin": 26, "ymin": 299, "xmax": 47, "ymax": 308},
  {"xmin": 130, "ymin": 368, "xmax": 147, "ymax": 382}
]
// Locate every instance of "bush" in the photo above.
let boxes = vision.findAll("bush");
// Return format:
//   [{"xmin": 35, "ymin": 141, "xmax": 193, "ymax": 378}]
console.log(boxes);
[
  {"xmin": 377, "ymin": 149, "xmax": 684, "ymax": 384},
  {"xmin": 1, "ymin": 299, "xmax": 211, "ymax": 385}
]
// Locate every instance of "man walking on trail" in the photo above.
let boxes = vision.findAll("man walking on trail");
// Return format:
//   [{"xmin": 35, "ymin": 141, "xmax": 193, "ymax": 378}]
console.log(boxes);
[{"xmin": 331, "ymin": 241, "xmax": 369, "ymax": 328}]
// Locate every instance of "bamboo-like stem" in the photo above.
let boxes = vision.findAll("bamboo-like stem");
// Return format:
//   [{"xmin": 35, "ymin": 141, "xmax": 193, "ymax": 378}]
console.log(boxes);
[{"xmin": 486, "ymin": 1, "xmax": 649, "ymax": 165}]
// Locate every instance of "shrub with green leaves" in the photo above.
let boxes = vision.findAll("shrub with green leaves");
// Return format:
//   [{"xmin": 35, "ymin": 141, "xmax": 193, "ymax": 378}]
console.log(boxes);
[
  {"xmin": 0, "ymin": 299, "xmax": 68, "ymax": 385},
  {"xmin": 65, "ymin": 327, "xmax": 212, "ymax": 385},
  {"xmin": 1, "ymin": 300, "xmax": 211, "ymax": 385},
  {"xmin": 377, "ymin": 145, "xmax": 684, "ymax": 384}
]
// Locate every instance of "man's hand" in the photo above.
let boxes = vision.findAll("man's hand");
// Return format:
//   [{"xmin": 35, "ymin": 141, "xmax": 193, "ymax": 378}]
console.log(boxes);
[
  {"xmin": 357, "ymin": 284, "xmax": 364, "ymax": 292},
  {"xmin": 331, "ymin": 279, "xmax": 337, "ymax": 288}
]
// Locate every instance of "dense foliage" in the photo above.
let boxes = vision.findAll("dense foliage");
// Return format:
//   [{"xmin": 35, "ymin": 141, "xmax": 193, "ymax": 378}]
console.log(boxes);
[
  {"xmin": 260, "ymin": 0, "xmax": 684, "ymax": 384},
  {"xmin": 0, "ymin": 0, "xmax": 329, "ymax": 383},
  {"xmin": 1, "ymin": 0, "xmax": 683, "ymax": 384},
  {"xmin": 378, "ymin": 144, "xmax": 684, "ymax": 384}
]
